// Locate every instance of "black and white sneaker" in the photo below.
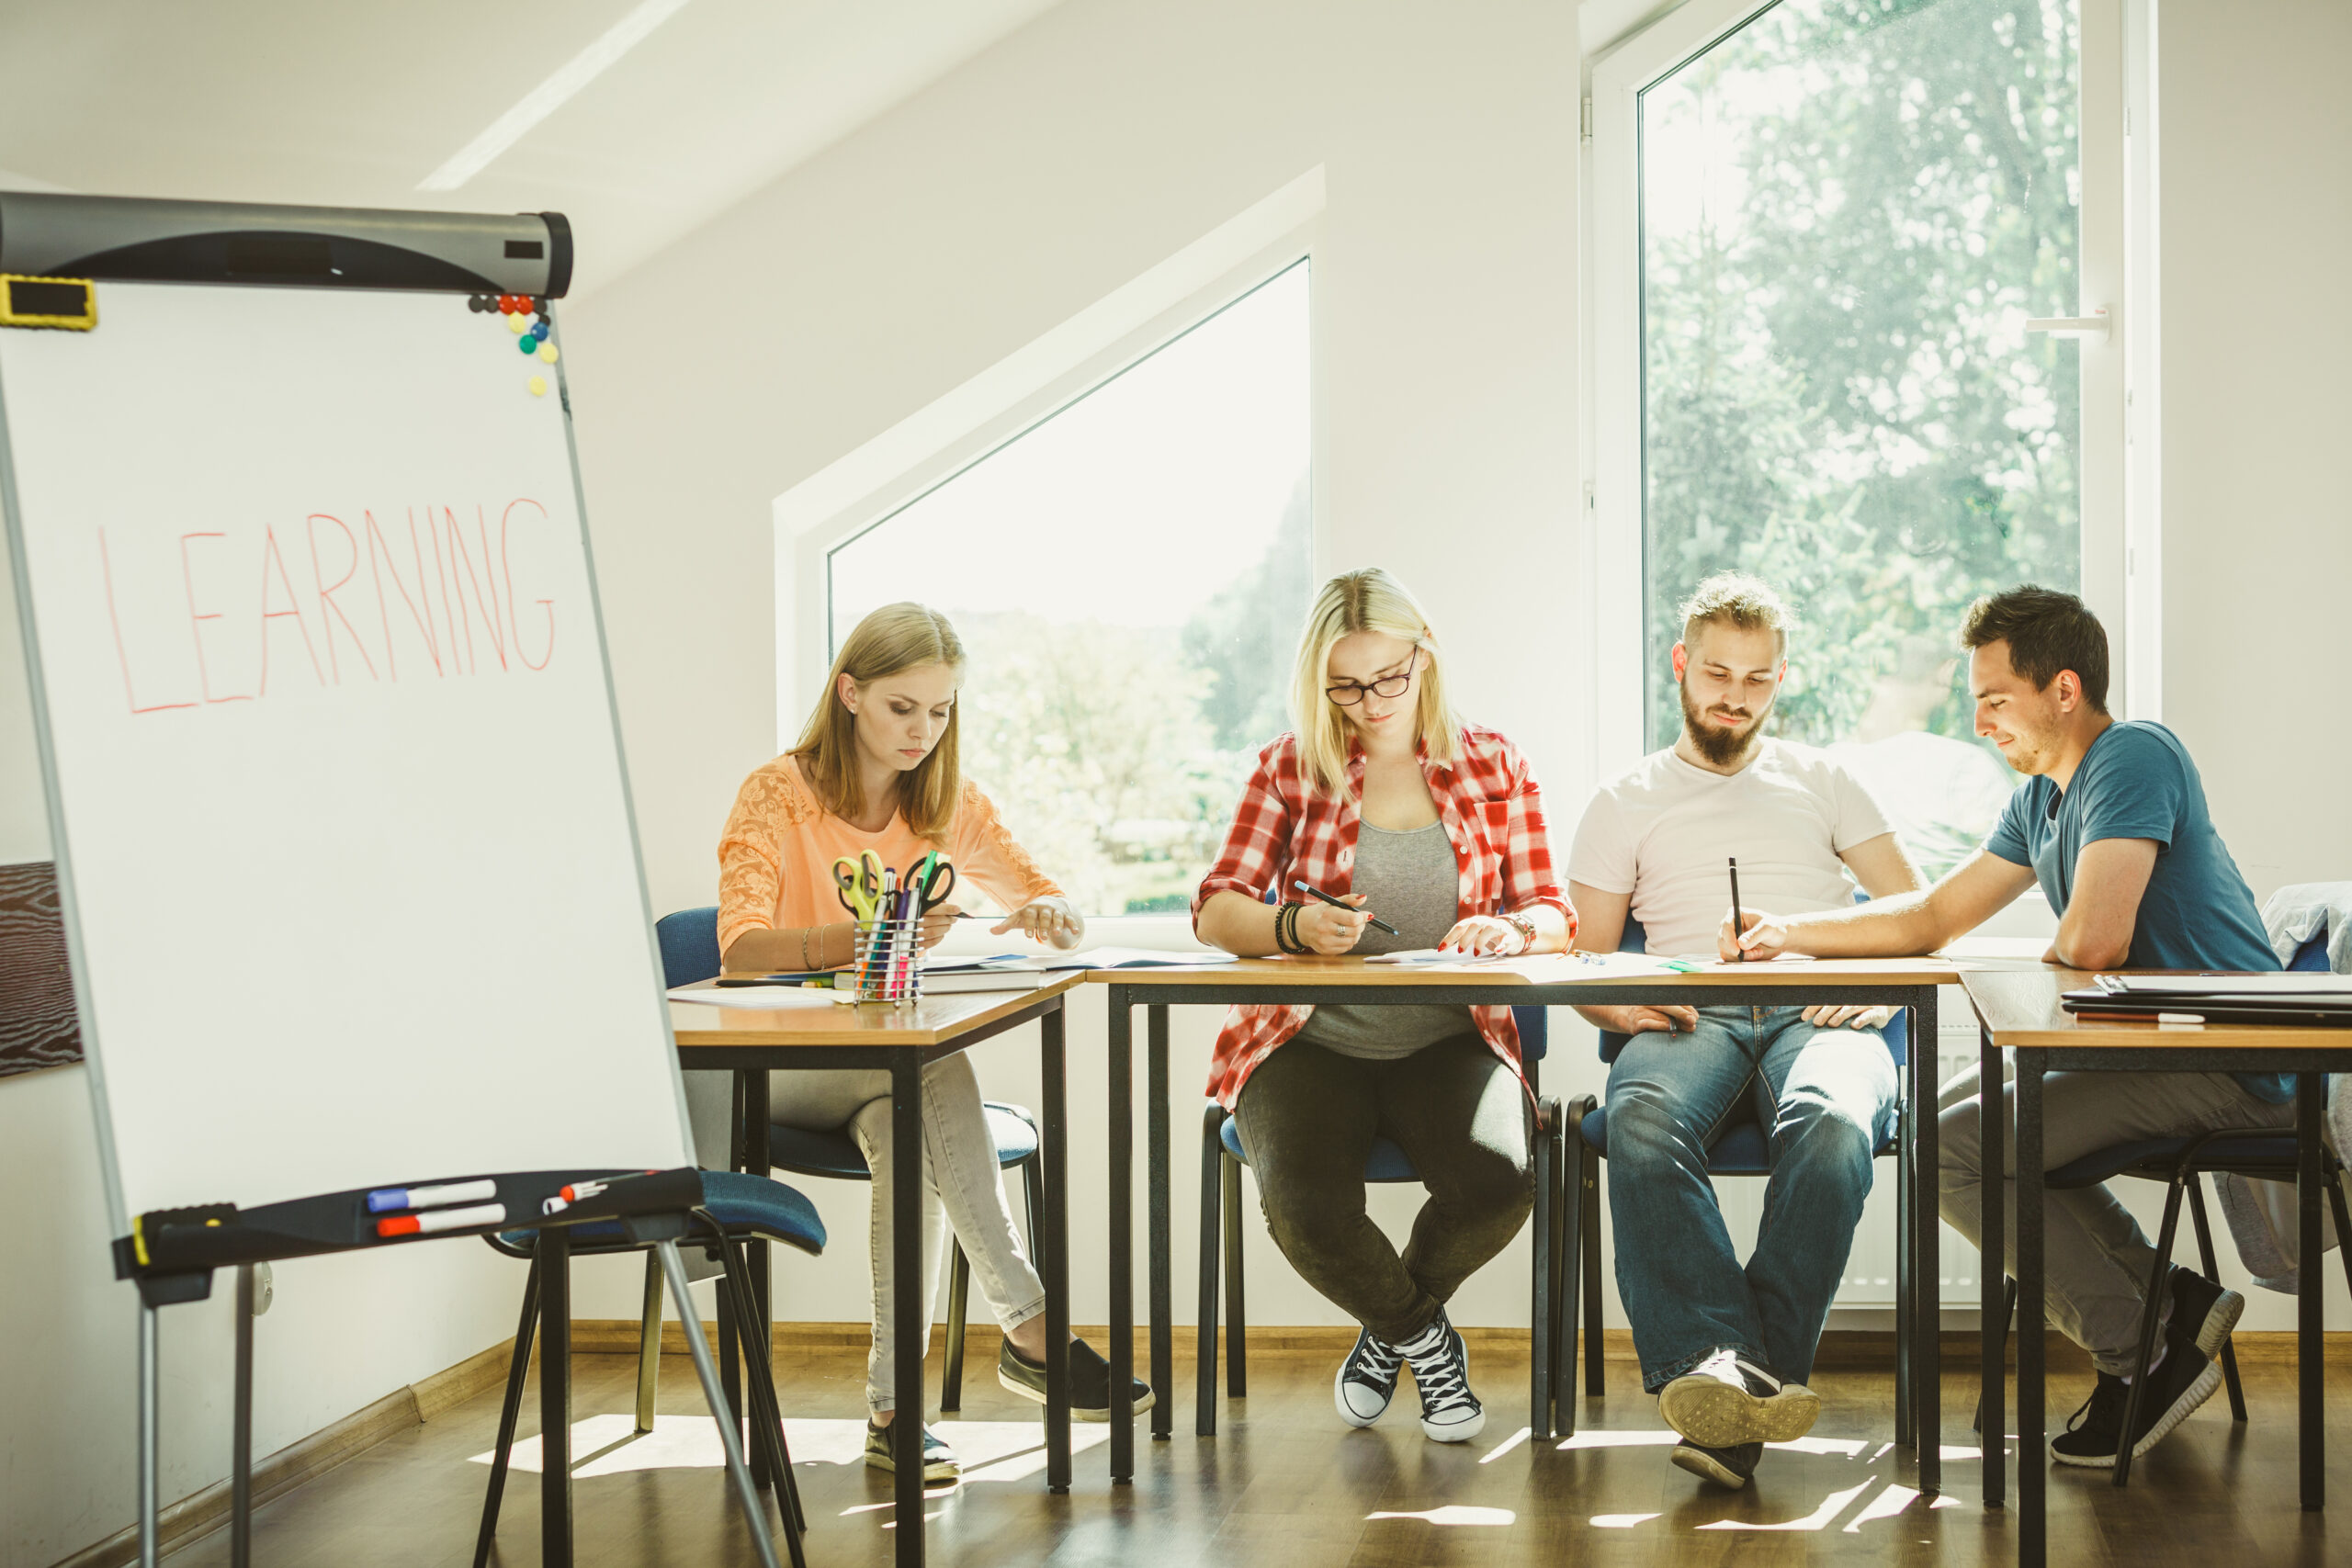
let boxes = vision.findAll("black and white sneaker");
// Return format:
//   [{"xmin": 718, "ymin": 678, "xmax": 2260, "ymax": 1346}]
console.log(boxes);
[
  {"xmin": 1334, "ymin": 1325, "xmax": 1404, "ymax": 1427},
  {"xmin": 2050, "ymin": 1335, "xmax": 2222, "ymax": 1468},
  {"xmin": 2166, "ymin": 1265, "xmax": 2245, "ymax": 1359},
  {"xmin": 997, "ymin": 1337, "xmax": 1154, "ymax": 1421},
  {"xmin": 1671, "ymin": 1438, "xmax": 1763, "ymax": 1490},
  {"xmin": 1657, "ymin": 1348, "xmax": 1820, "ymax": 1449},
  {"xmin": 864, "ymin": 1417, "xmax": 959, "ymax": 1483},
  {"xmin": 1394, "ymin": 1311, "xmax": 1485, "ymax": 1442}
]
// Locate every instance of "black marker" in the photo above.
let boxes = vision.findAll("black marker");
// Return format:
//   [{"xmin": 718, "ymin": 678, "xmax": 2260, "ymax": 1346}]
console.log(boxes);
[
  {"xmin": 1294, "ymin": 877, "xmax": 1401, "ymax": 937},
  {"xmin": 1729, "ymin": 855, "xmax": 1746, "ymax": 962}
]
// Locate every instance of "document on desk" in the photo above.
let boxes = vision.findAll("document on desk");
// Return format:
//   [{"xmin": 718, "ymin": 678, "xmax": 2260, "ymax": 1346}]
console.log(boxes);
[
  {"xmin": 667, "ymin": 985, "xmax": 843, "ymax": 1009},
  {"xmin": 1364, "ymin": 949, "xmax": 1509, "ymax": 965},
  {"xmin": 1670, "ymin": 953, "xmax": 1817, "ymax": 968}
]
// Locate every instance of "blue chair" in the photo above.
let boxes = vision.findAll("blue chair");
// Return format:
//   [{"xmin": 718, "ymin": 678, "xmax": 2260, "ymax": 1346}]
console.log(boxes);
[
  {"xmin": 1978, "ymin": 922, "xmax": 2352, "ymax": 1488},
  {"xmin": 473, "ymin": 1170, "xmax": 827, "ymax": 1568},
  {"xmin": 1194, "ymin": 1001, "xmax": 1568, "ymax": 1437},
  {"xmin": 660, "ymin": 907, "xmax": 1046, "ymax": 1411},
  {"xmin": 1565, "ymin": 912, "xmax": 1917, "ymax": 1435}
]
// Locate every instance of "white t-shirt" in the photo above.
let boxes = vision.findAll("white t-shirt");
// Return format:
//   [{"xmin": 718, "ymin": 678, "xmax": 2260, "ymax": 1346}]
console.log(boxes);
[{"xmin": 1567, "ymin": 739, "xmax": 1895, "ymax": 957}]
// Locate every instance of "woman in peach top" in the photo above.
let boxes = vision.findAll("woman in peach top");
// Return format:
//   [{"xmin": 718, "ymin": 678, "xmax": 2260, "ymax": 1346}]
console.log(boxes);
[{"xmin": 715, "ymin": 602, "xmax": 1149, "ymax": 1481}]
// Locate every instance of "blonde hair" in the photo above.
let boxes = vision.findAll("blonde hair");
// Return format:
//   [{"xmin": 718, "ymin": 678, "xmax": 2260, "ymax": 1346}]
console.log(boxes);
[
  {"xmin": 1679, "ymin": 571, "xmax": 1796, "ymax": 656},
  {"xmin": 1289, "ymin": 569, "xmax": 1461, "ymax": 797},
  {"xmin": 792, "ymin": 603, "xmax": 965, "ymax": 840}
]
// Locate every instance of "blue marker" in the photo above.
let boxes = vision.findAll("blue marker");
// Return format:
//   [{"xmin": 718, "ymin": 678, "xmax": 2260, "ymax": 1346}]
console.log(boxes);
[{"xmin": 366, "ymin": 1178, "xmax": 498, "ymax": 1214}]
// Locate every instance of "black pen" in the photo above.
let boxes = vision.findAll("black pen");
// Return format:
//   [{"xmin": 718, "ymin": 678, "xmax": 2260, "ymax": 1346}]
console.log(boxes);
[
  {"xmin": 1728, "ymin": 855, "xmax": 1746, "ymax": 962},
  {"xmin": 1294, "ymin": 877, "xmax": 1400, "ymax": 937}
]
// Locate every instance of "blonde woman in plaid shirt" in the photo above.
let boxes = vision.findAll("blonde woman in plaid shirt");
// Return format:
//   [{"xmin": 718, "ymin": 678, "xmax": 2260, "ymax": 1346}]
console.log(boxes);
[{"xmin": 1193, "ymin": 568, "xmax": 1577, "ymax": 1442}]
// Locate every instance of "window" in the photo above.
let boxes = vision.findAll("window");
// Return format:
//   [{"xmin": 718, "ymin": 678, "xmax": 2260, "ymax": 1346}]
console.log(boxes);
[
  {"xmin": 1608, "ymin": 0, "xmax": 2091, "ymax": 876},
  {"xmin": 828, "ymin": 262, "xmax": 1312, "ymax": 916}
]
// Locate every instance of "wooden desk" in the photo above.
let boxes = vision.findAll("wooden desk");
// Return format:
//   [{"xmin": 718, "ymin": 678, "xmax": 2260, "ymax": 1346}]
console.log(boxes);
[
  {"xmin": 673, "ymin": 974, "xmax": 1087, "ymax": 1568},
  {"xmin": 1962, "ymin": 967, "xmax": 2351, "ymax": 1568},
  {"xmin": 1087, "ymin": 953, "xmax": 1963, "ymax": 1490}
]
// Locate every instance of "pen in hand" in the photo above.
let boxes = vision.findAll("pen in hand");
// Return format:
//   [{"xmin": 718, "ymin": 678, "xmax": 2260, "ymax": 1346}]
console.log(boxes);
[
  {"xmin": 1294, "ymin": 878, "xmax": 1401, "ymax": 937},
  {"xmin": 1728, "ymin": 855, "xmax": 1746, "ymax": 963}
]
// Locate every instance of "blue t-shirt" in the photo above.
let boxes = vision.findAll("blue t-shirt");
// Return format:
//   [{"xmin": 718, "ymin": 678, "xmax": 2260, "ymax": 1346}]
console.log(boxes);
[{"xmin": 1984, "ymin": 720, "xmax": 2288, "ymax": 1103}]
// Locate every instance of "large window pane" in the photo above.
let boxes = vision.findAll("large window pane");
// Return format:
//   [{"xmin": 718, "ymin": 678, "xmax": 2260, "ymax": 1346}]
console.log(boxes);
[
  {"xmin": 828, "ymin": 262, "xmax": 1311, "ymax": 916},
  {"xmin": 1641, "ymin": 0, "xmax": 2080, "ymax": 874}
]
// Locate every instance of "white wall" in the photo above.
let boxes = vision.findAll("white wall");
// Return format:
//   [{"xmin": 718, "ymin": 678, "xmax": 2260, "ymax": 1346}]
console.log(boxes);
[
  {"xmin": 559, "ymin": 0, "xmax": 1586, "ymax": 1333},
  {"xmin": 2155, "ymin": 0, "xmax": 2352, "ymax": 895}
]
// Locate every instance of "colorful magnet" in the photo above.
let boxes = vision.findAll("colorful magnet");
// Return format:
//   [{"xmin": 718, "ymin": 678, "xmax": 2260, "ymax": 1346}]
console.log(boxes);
[
  {"xmin": 506, "ymin": 311, "xmax": 528, "ymax": 333},
  {"xmin": 521, "ymin": 333, "xmax": 543, "ymax": 355},
  {"xmin": 528, "ymin": 375, "xmax": 548, "ymax": 397},
  {"xmin": 537, "ymin": 342, "xmax": 560, "ymax": 364}
]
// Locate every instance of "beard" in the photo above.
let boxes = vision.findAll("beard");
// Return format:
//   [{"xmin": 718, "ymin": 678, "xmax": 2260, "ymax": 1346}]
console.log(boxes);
[{"xmin": 1679, "ymin": 679, "xmax": 1773, "ymax": 768}]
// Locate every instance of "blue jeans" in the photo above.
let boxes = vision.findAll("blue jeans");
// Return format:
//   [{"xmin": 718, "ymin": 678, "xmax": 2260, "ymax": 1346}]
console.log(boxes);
[{"xmin": 1605, "ymin": 1006, "xmax": 1897, "ymax": 1392}]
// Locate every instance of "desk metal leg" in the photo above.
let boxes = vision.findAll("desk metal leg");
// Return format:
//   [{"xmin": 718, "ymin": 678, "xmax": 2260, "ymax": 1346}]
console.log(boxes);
[
  {"xmin": 1108, "ymin": 985, "xmax": 1136, "ymax": 1483},
  {"xmin": 1041, "ymin": 1003, "xmax": 1073, "ymax": 1494},
  {"xmin": 1980, "ymin": 1021, "xmax": 2005, "ymax": 1512},
  {"xmin": 889, "ymin": 1054, "xmax": 926, "ymax": 1568},
  {"xmin": 1914, "ymin": 986, "xmax": 1940, "ymax": 1495},
  {"xmin": 2016, "ymin": 1051, "xmax": 2045, "ymax": 1568},
  {"xmin": 747, "ymin": 1069, "xmax": 775, "ymax": 1490},
  {"xmin": 539, "ymin": 1225, "xmax": 573, "ymax": 1568},
  {"xmin": 1148, "ymin": 1004, "xmax": 1172, "ymax": 1441},
  {"xmin": 2300, "ymin": 1072, "xmax": 2325, "ymax": 1512},
  {"xmin": 138, "ymin": 1299, "xmax": 160, "ymax": 1568},
  {"xmin": 232, "ymin": 1264, "xmax": 254, "ymax": 1568}
]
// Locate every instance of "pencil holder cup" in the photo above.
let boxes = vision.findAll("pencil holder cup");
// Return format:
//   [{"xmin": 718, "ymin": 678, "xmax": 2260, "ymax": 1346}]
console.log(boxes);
[{"xmin": 851, "ymin": 914, "xmax": 925, "ymax": 1006}]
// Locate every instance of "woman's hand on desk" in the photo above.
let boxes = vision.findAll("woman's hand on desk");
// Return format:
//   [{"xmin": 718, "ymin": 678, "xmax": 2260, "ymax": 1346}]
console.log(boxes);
[
  {"xmin": 991, "ymin": 897, "xmax": 1084, "ymax": 950},
  {"xmin": 1439, "ymin": 914, "xmax": 1525, "ymax": 957},
  {"xmin": 1296, "ymin": 894, "xmax": 1371, "ymax": 954}
]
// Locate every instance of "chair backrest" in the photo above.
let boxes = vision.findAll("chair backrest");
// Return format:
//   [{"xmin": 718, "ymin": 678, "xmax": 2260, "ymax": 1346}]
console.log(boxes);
[{"xmin": 657, "ymin": 907, "xmax": 724, "ymax": 988}]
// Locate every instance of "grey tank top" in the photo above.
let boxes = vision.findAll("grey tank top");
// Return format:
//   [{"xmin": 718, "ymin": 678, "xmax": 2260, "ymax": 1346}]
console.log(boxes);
[{"xmin": 1296, "ymin": 818, "xmax": 1476, "ymax": 1059}]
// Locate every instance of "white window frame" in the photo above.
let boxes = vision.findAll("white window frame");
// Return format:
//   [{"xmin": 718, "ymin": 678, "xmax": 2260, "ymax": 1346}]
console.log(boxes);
[
  {"xmin": 770, "ymin": 168, "xmax": 1325, "ymax": 936},
  {"xmin": 1581, "ymin": 0, "xmax": 2151, "ymax": 790}
]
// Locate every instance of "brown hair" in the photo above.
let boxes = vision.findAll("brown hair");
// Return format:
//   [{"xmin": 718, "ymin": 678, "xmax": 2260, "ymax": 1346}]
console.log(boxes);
[
  {"xmin": 791, "ymin": 603, "xmax": 965, "ymax": 839},
  {"xmin": 1961, "ymin": 585, "xmax": 2110, "ymax": 713},
  {"xmin": 1679, "ymin": 571, "xmax": 1795, "ymax": 656}
]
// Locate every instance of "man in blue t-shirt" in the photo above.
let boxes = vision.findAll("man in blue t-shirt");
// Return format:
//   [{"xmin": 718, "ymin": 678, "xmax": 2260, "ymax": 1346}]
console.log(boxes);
[{"xmin": 1722, "ymin": 586, "xmax": 2286, "ymax": 1473}]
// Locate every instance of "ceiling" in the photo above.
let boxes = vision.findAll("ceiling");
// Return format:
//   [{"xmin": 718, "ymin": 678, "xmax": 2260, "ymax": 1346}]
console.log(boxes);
[{"xmin": 0, "ymin": 0, "xmax": 1069, "ymax": 298}]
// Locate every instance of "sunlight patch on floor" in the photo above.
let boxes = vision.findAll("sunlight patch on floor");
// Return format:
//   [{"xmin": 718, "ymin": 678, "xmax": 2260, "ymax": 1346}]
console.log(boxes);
[
  {"xmin": 471, "ymin": 1415, "xmax": 1106, "ymax": 1482},
  {"xmin": 1365, "ymin": 1506, "xmax": 1517, "ymax": 1527}
]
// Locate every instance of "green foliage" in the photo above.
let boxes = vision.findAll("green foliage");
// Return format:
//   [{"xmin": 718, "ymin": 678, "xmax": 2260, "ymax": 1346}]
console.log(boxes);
[
  {"xmin": 1643, "ymin": 0, "xmax": 2083, "ymax": 755},
  {"xmin": 1183, "ymin": 480, "xmax": 1312, "ymax": 750}
]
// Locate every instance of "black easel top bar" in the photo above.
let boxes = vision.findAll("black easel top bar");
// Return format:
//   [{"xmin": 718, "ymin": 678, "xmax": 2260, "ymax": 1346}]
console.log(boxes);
[
  {"xmin": 0, "ymin": 192, "xmax": 571, "ymax": 297},
  {"xmin": 119, "ymin": 1165, "xmax": 705, "ymax": 1280}
]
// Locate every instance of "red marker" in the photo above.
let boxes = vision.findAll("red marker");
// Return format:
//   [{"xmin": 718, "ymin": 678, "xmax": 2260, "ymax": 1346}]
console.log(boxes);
[{"xmin": 377, "ymin": 1201, "xmax": 506, "ymax": 1237}]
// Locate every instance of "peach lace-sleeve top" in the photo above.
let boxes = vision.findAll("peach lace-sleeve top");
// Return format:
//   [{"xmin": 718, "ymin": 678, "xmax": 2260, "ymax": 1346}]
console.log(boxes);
[{"xmin": 716, "ymin": 754, "xmax": 1064, "ymax": 964}]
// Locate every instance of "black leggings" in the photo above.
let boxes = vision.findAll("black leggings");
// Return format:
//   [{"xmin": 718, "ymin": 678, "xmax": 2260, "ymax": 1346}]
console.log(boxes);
[{"xmin": 1231, "ymin": 1033, "xmax": 1533, "ymax": 1344}]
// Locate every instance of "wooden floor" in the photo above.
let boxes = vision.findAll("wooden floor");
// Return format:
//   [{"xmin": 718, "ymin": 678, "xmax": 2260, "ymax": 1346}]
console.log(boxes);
[{"xmin": 165, "ymin": 1340, "xmax": 2350, "ymax": 1567}]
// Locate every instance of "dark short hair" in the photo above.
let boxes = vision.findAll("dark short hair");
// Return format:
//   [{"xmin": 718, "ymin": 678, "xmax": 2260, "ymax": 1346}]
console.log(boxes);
[{"xmin": 1961, "ymin": 585, "xmax": 2109, "ymax": 712}]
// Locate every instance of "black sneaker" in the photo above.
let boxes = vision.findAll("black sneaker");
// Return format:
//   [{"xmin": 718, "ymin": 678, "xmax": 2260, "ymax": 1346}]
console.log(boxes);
[
  {"xmin": 2049, "ymin": 1342, "xmax": 2222, "ymax": 1468},
  {"xmin": 864, "ymin": 1417, "xmax": 958, "ymax": 1482},
  {"xmin": 1334, "ymin": 1325, "xmax": 1404, "ymax": 1427},
  {"xmin": 997, "ymin": 1337, "xmax": 1155, "ymax": 1422},
  {"xmin": 1657, "ymin": 1348, "xmax": 1820, "ymax": 1449},
  {"xmin": 1671, "ymin": 1438, "xmax": 1763, "ymax": 1490},
  {"xmin": 2167, "ymin": 1266, "xmax": 2245, "ymax": 1359},
  {"xmin": 1395, "ymin": 1310, "xmax": 1485, "ymax": 1442}
]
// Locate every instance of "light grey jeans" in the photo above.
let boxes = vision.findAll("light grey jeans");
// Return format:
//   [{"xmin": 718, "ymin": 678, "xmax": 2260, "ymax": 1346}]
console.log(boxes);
[
  {"xmin": 1938, "ymin": 1059, "xmax": 2294, "ymax": 1374},
  {"xmin": 685, "ymin": 1055, "xmax": 1048, "ymax": 1415}
]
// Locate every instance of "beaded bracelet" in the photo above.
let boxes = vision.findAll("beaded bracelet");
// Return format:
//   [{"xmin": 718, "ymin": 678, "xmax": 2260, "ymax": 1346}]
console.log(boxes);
[{"xmin": 1275, "ymin": 901, "xmax": 1307, "ymax": 954}]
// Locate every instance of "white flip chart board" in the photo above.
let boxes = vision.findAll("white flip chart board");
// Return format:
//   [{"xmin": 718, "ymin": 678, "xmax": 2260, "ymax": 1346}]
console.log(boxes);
[{"xmin": 0, "ymin": 276, "xmax": 695, "ymax": 1230}]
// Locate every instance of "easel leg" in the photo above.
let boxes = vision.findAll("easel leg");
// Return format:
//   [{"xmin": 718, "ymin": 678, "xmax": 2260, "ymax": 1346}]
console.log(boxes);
[
  {"xmin": 661, "ymin": 1242, "xmax": 782, "ymax": 1568},
  {"xmin": 232, "ymin": 1264, "xmax": 254, "ymax": 1568},
  {"xmin": 138, "ymin": 1299, "xmax": 161, "ymax": 1568}
]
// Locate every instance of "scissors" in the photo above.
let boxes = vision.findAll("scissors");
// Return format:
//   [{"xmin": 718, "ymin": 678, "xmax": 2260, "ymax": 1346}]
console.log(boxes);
[
  {"xmin": 904, "ymin": 852, "xmax": 957, "ymax": 916},
  {"xmin": 832, "ymin": 851, "xmax": 887, "ymax": 921}
]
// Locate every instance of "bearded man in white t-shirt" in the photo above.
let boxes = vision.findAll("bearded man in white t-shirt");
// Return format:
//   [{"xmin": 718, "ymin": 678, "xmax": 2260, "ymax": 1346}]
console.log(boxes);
[{"xmin": 1566, "ymin": 572, "xmax": 1925, "ymax": 1493}]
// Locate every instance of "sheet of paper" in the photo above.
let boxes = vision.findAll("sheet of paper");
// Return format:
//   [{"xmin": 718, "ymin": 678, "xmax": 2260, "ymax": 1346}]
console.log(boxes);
[
  {"xmin": 666, "ymin": 985, "xmax": 843, "ymax": 1009},
  {"xmin": 2098, "ymin": 973, "xmax": 2352, "ymax": 998},
  {"xmin": 1671, "ymin": 953, "xmax": 1817, "ymax": 966},
  {"xmin": 1364, "ymin": 949, "xmax": 1510, "ymax": 965}
]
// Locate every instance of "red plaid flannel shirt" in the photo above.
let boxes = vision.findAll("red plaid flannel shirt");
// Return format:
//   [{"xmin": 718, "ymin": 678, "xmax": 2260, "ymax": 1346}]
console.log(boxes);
[{"xmin": 1191, "ymin": 724, "xmax": 1577, "ymax": 1110}]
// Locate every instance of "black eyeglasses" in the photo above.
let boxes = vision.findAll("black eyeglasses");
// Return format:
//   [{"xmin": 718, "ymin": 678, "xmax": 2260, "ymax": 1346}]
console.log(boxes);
[{"xmin": 1326, "ymin": 648, "xmax": 1419, "ymax": 706}]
